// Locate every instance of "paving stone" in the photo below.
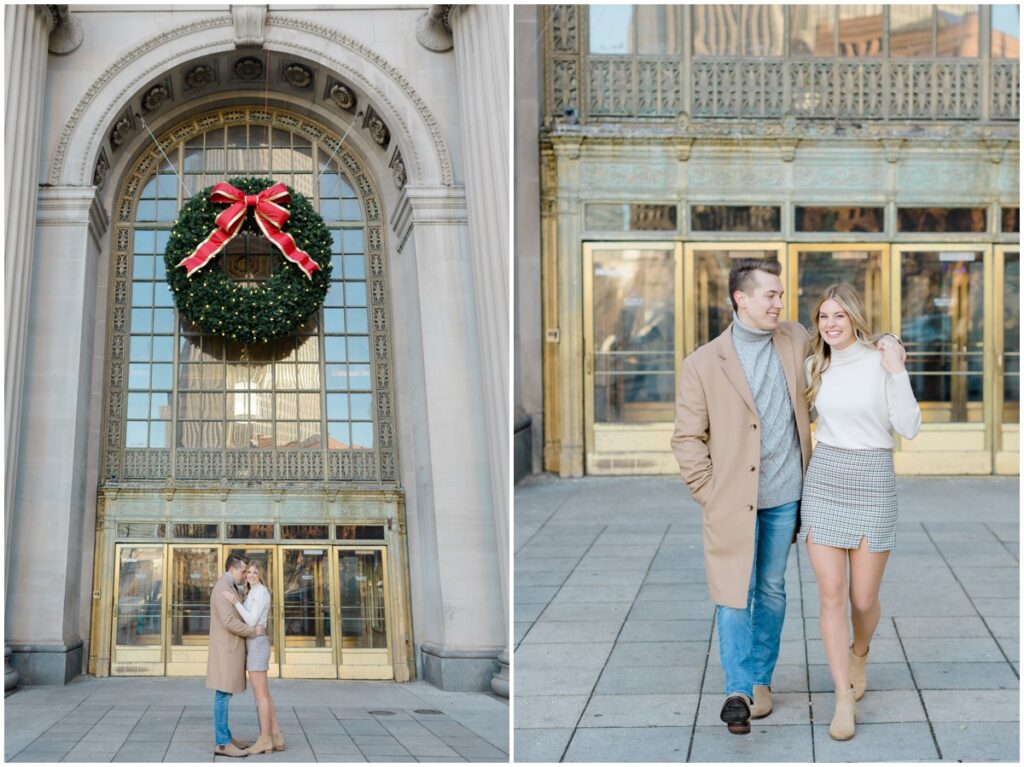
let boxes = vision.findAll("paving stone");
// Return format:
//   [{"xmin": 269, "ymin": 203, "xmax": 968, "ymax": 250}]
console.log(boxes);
[
  {"xmin": 514, "ymin": 641, "xmax": 613, "ymax": 671},
  {"xmin": 922, "ymin": 689, "xmax": 1020, "ymax": 721},
  {"xmin": 959, "ymin": 579, "xmax": 1019, "ymax": 600},
  {"xmin": 540, "ymin": 600, "xmax": 633, "ymax": 622},
  {"xmin": 983, "ymin": 616, "xmax": 1020, "ymax": 638},
  {"xmin": 635, "ymin": 583, "xmax": 713, "ymax": 602},
  {"xmin": 932, "ymin": 721, "xmax": 1020, "ymax": 762},
  {"xmin": 703, "ymin": 664, "xmax": 809, "ymax": 695},
  {"xmin": 563, "ymin": 726, "xmax": 691, "ymax": 762},
  {"xmin": 901, "ymin": 636, "xmax": 1006, "ymax": 663},
  {"xmin": 514, "ymin": 620, "xmax": 532, "ymax": 644},
  {"xmin": 550, "ymin": 585, "xmax": 642, "ymax": 603},
  {"xmin": 805, "ymin": 637, "xmax": 904, "ymax": 665},
  {"xmin": 893, "ymin": 616, "xmax": 990, "ymax": 637},
  {"xmin": 618, "ymin": 619, "xmax": 712, "ymax": 643},
  {"xmin": 577, "ymin": 694, "xmax": 699, "ymax": 728},
  {"xmin": 607, "ymin": 641, "xmax": 709, "ymax": 667},
  {"xmin": 642, "ymin": 568, "xmax": 708, "ymax": 586},
  {"xmin": 995, "ymin": 636, "xmax": 1018, "ymax": 662},
  {"xmin": 563, "ymin": 569, "xmax": 648, "ymax": 588},
  {"xmin": 516, "ymin": 585, "xmax": 561, "ymax": 603},
  {"xmin": 812, "ymin": 722, "xmax": 938, "ymax": 761},
  {"xmin": 808, "ymin": 662, "xmax": 914, "ymax": 692},
  {"xmin": 521, "ymin": 619, "xmax": 623, "ymax": 644},
  {"xmin": 514, "ymin": 696, "xmax": 589, "ymax": 729},
  {"xmin": 973, "ymin": 598, "xmax": 1020, "ymax": 618},
  {"xmin": 628, "ymin": 600, "xmax": 715, "ymax": 621},
  {"xmin": 515, "ymin": 601, "xmax": 547, "ymax": 622},
  {"xmin": 515, "ymin": 665, "xmax": 602, "ymax": 696},
  {"xmin": 911, "ymin": 661, "xmax": 1019, "ymax": 690},
  {"xmin": 515, "ymin": 571, "xmax": 570, "ymax": 587},
  {"xmin": 341, "ymin": 720, "xmax": 389, "ymax": 735},
  {"xmin": 689, "ymin": 723, "xmax": 813, "ymax": 762},
  {"xmin": 356, "ymin": 741, "xmax": 411, "ymax": 756},
  {"xmin": 811, "ymin": 690, "xmax": 926, "ymax": 724},
  {"xmin": 596, "ymin": 665, "xmax": 704, "ymax": 696}
]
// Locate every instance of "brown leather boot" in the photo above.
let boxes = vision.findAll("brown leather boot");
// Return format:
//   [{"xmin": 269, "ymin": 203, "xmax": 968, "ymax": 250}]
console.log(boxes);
[
  {"xmin": 245, "ymin": 734, "xmax": 274, "ymax": 755},
  {"xmin": 271, "ymin": 731, "xmax": 286, "ymax": 752},
  {"xmin": 850, "ymin": 645, "xmax": 869, "ymax": 701},
  {"xmin": 829, "ymin": 686, "xmax": 856, "ymax": 741}
]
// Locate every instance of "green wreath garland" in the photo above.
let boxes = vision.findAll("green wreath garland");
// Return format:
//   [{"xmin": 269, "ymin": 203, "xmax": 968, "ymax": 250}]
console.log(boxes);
[{"xmin": 163, "ymin": 176, "xmax": 333, "ymax": 343}]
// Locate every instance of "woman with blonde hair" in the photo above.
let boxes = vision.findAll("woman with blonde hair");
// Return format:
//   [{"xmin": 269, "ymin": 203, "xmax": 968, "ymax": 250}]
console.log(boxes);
[
  {"xmin": 798, "ymin": 283, "xmax": 920, "ymax": 741},
  {"xmin": 221, "ymin": 560, "xmax": 284, "ymax": 754}
]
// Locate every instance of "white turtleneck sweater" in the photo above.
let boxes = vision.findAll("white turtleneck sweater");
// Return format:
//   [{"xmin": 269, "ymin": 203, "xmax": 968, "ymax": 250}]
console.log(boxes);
[{"xmin": 806, "ymin": 340, "xmax": 921, "ymax": 450}]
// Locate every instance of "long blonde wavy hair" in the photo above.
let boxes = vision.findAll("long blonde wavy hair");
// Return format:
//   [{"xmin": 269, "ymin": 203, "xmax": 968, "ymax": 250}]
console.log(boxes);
[
  {"xmin": 805, "ymin": 283, "xmax": 876, "ymax": 409},
  {"xmin": 242, "ymin": 559, "xmax": 270, "ymax": 599}
]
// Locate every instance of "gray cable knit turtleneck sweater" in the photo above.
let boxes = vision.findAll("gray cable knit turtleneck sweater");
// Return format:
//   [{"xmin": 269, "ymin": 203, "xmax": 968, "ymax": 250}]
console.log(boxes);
[{"xmin": 731, "ymin": 313, "xmax": 803, "ymax": 509}]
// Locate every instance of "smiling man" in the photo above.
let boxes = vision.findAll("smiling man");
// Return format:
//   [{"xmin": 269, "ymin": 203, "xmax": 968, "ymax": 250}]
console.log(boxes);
[{"xmin": 671, "ymin": 258, "xmax": 812, "ymax": 735}]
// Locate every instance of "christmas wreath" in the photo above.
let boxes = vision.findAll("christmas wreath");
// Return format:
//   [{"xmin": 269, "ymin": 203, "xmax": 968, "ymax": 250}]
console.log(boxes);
[{"xmin": 163, "ymin": 176, "xmax": 333, "ymax": 343}]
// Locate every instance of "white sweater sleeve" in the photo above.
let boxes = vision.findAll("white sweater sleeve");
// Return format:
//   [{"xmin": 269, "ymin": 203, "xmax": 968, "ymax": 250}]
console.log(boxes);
[
  {"xmin": 233, "ymin": 587, "xmax": 267, "ymax": 627},
  {"xmin": 885, "ymin": 370, "xmax": 922, "ymax": 439}
]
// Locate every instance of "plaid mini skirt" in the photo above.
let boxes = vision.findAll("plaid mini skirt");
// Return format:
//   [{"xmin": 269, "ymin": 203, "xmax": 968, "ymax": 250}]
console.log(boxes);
[
  {"xmin": 246, "ymin": 634, "xmax": 271, "ymax": 672},
  {"xmin": 797, "ymin": 442, "xmax": 898, "ymax": 552}
]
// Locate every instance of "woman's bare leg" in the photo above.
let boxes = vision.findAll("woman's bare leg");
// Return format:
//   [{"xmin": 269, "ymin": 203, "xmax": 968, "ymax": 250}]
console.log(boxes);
[
  {"xmin": 806, "ymin": 532, "xmax": 852, "ymax": 692},
  {"xmin": 848, "ymin": 537, "xmax": 890, "ymax": 655},
  {"xmin": 249, "ymin": 671, "xmax": 271, "ymax": 737}
]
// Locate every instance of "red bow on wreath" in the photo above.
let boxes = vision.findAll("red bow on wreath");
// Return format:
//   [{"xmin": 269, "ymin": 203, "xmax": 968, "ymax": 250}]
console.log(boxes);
[{"xmin": 177, "ymin": 182, "xmax": 321, "ymax": 279}]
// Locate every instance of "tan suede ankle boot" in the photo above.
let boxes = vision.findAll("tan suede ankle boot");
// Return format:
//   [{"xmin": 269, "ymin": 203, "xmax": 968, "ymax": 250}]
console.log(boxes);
[
  {"xmin": 245, "ymin": 734, "xmax": 274, "ymax": 755},
  {"xmin": 271, "ymin": 731, "xmax": 286, "ymax": 751},
  {"xmin": 829, "ymin": 686, "xmax": 856, "ymax": 741},
  {"xmin": 850, "ymin": 645, "xmax": 869, "ymax": 701}
]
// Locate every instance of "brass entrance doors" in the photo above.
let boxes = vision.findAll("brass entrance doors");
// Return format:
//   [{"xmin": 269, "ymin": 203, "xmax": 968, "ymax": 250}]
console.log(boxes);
[
  {"xmin": 111, "ymin": 545, "xmax": 165, "ymax": 675},
  {"xmin": 278, "ymin": 546, "xmax": 334, "ymax": 678},
  {"xmin": 995, "ymin": 246, "xmax": 1019, "ymax": 474},
  {"xmin": 337, "ymin": 547, "xmax": 392, "ymax": 679},
  {"xmin": 167, "ymin": 546, "xmax": 219, "ymax": 675}
]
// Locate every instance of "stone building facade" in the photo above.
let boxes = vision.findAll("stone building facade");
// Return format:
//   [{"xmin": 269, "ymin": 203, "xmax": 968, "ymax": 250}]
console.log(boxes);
[
  {"xmin": 516, "ymin": 4, "xmax": 1019, "ymax": 480},
  {"xmin": 5, "ymin": 4, "xmax": 508, "ymax": 693}
]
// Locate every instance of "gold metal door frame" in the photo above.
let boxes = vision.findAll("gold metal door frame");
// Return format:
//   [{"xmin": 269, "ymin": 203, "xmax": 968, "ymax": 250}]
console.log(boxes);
[
  {"xmin": 111, "ymin": 543, "xmax": 166, "ymax": 675},
  {"xmin": 783, "ymin": 243, "xmax": 892, "ymax": 329},
  {"xmin": 891, "ymin": 243, "xmax": 993, "ymax": 474},
  {"xmin": 685, "ymin": 242, "xmax": 788, "ymax": 355},
  {"xmin": 994, "ymin": 244, "xmax": 1019, "ymax": 474},
  {"xmin": 166, "ymin": 543, "xmax": 220, "ymax": 676},
  {"xmin": 582, "ymin": 241, "xmax": 682, "ymax": 474},
  {"xmin": 277, "ymin": 544, "xmax": 338, "ymax": 679},
  {"xmin": 336, "ymin": 545, "xmax": 393, "ymax": 680}
]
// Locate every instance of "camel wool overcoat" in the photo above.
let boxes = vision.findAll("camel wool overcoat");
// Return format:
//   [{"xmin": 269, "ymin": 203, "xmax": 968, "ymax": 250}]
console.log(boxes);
[
  {"xmin": 671, "ymin": 321, "xmax": 812, "ymax": 609},
  {"xmin": 205, "ymin": 572, "xmax": 259, "ymax": 693}
]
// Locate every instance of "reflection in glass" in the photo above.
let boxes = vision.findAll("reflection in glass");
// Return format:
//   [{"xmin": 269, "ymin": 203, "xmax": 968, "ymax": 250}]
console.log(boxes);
[
  {"xmin": 693, "ymin": 5, "xmax": 785, "ymax": 56},
  {"xmin": 936, "ymin": 5, "xmax": 980, "ymax": 57},
  {"xmin": 890, "ymin": 5, "xmax": 934, "ymax": 57},
  {"xmin": 795, "ymin": 250, "xmax": 883, "ymax": 330},
  {"xmin": 898, "ymin": 207, "xmax": 987, "ymax": 233},
  {"xmin": 790, "ymin": 5, "xmax": 835, "ymax": 56},
  {"xmin": 694, "ymin": 250, "xmax": 777, "ymax": 346},
  {"xmin": 991, "ymin": 3, "xmax": 1019, "ymax": 58},
  {"xmin": 1002, "ymin": 207, "xmax": 1020, "ymax": 234},
  {"xmin": 691, "ymin": 206, "xmax": 780, "ymax": 232},
  {"xmin": 592, "ymin": 249, "xmax": 675, "ymax": 424},
  {"xmin": 170, "ymin": 548, "xmax": 219, "ymax": 646},
  {"xmin": 901, "ymin": 251, "xmax": 984, "ymax": 423},
  {"xmin": 635, "ymin": 5, "xmax": 683, "ymax": 54},
  {"xmin": 795, "ymin": 207, "xmax": 884, "ymax": 233},
  {"xmin": 1004, "ymin": 252, "xmax": 1019, "ymax": 424},
  {"xmin": 589, "ymin": 5, "xmax": 633, "ymax": 54},
  {"xmin": 338, "ymin": 550, "xmax": 388, "ymax": 649},
  {"xmin": 837, "ymin": 5, "xmax": 883, "ymax": 57},
  {"xmin": 116, "ymin": 547, "xmax": 164, "ymax": 646},
  {"xmin": 282, "ymin": 549, "xmax": 331, "ymax": 649}
]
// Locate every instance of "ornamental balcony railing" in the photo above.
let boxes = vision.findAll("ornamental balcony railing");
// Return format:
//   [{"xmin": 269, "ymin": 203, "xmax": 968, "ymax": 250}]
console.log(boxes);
[{"xmin": 545, "ymin": 6, "xmax": 1020, "ymax": 123}]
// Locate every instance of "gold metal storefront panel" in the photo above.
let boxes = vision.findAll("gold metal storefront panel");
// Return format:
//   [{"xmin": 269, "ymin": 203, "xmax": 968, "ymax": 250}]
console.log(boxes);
[
  {"xmin": 111, "ymin": 544, "xmax": 166, "ymax": 676},
  {"xmin": 994, "ymin": 246, "xmax": 1019, "ymax": 474}
]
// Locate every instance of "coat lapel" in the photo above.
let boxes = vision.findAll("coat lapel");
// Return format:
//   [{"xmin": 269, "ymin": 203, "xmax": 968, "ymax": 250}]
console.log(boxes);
[{"xmin": 716, "ymin": 324, "xmax": 757, "ymax": 415}]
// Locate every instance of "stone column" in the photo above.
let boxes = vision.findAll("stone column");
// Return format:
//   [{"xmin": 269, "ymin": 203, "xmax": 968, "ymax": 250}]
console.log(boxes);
[
  {"xmin": 391, "ymin": 186, "xmax": 506, "ymax": 692},
  {"xmin": 4, "ymin": 3, "xmax": 54, "ymax": 693},
  {"xmin": 448, "ymin": 4, "xmax": 510, "ymax": 696},
  {"xmin": 7, "ymin": 187, "xmax": 108, "ymax": 684}
]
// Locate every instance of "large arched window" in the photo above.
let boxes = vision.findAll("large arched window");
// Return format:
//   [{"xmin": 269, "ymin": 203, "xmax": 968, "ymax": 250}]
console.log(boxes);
[{"xmin": 103, "ymin": 108, "xmax": 397, "ymax": 485}]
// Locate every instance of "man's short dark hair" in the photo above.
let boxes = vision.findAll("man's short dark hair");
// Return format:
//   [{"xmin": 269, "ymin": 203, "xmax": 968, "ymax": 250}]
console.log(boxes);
[
  {"xmin": 728, "ymin": 258, "xmax": 782, "ymax": 311},
  {"xmin": 225, "ymin": 554, "xmax": 249, "ymax": 572}
]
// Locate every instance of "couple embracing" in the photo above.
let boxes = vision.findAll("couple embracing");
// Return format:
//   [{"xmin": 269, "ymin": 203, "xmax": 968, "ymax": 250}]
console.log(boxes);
[
  {"xmin": 672, "ymin": 258, "xmax": 921, "ymax": 741},
  {"xmin": 207, "ymin": 555, "xmax": 285, "ymax": 757}
]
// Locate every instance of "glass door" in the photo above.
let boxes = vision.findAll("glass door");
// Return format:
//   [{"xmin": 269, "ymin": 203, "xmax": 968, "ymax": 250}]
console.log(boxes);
[
  {"xmin": 278, "ymin": 546, "xmax": 336, "ymax": 678},
  {"xmin": 111, "ymin": 545, "xmax": 165, "ymax": 675},
  {"xmin": 224, "ymin": 546, "xmax": 279, "ymax": 678},
  {"xmin": 994, "ymin": 246, "xmax": 1019, "ymax": 474},
  {"xmin": 583, "ymin": 242, "xmax": 682, "ymax": 474},
  {"xmin": 166, "ymin": 545, "xmax": 220, "ymax": 675},
  {"xmin": 892, "ymin": 245, "xmax": 992, "ymax": 473},
  {"xmin": 336, "ymin": 547, "xmax": 392, "ymax": 679},
  {"xmin": 785, "ymin": 244, "xmax": 890, "ymax": 330}
]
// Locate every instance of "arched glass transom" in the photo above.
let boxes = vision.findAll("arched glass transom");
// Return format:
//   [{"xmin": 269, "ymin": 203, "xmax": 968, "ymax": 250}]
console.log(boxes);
[{"xmin": 103, "ymin": 108, "xmax": 397, "ymax": 485}]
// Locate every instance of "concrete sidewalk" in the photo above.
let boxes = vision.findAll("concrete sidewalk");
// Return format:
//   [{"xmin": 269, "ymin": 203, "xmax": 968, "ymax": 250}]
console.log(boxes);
[
  {"xmin": 514, "ymin": 475, "xmax": 1019, "ymax": 763},
  {"xmin": 4, "ymin": 677, "xmax": 508, "ymax": 762}
]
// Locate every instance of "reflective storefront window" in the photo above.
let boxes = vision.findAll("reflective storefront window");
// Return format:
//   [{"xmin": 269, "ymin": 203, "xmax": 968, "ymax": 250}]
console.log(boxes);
[
  {"xmin": 693, "ymin": 250, "xmax": 778, "ymax": 346},
  {"xmin": 1004, "ymin": 251, "xmax": 1020, "ymax": 423},
  {"xmin": 693, "ymin": 5, "xmax": 786, "ymax": 56},
  {"xmin": 116, "ymin": 547, "xmax": 164, "ymax": 646},
  {"xmin": 795, "ymin": 249, "xmax": 884, "ymax": 329},
  {"xmin": 901, "ymin": 251, "xmax": 985, "ymax": 423},
  {"xmin": 992, "ymin": 3, "xmax": 1020, "ymax": 58},
  {"xmin": 936, "ymin": 5, "xmax": 980, "ymax": 57},
  {"xmin": 796, "ymin": 207, "xmax": 885, "ymax": 233},
  {"xmin": 592, "ymin": 249, "xmax": 676, "ymax": 423},
  {"xmin": 837, "ymin": 5, "xmax": 884, "ymax": 57},
  {"xmin": 790, "ymin": 5, "xmax": 836, "ymax": 56},
  {"xmin": 338, "ymin": 550, "xmax": 387, "ymax": 649},
  {"xmin": 590, "ymin": 5, "xmax": 683, "ymax": 55}
]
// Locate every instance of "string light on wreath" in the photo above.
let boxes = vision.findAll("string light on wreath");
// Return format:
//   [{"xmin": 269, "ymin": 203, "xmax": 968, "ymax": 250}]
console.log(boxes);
[{"xmin": 163, "ymin": 176, "xmax": 332, "ymax": 343}]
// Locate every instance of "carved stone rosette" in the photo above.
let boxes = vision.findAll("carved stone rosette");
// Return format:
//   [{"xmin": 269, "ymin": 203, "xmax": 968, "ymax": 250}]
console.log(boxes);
[
  {"xmin": 327, "ymin": 80, "xmax": 357, "ymax": 111},
  {"xmin": 363, "ymin": 106, "xmax": 391, "ymax": 148}
]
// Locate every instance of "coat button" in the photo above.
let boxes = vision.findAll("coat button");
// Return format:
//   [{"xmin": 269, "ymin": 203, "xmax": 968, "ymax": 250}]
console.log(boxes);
[
  {"xmin": 749, "ymin": 465, "xmax": 756, "ymax": 472},
  {"xmin": 751, "ymin": 424, "xmax": 758, "ymax": 430},
  {"xmin": 747, "ymin": 504, "xmax": 754, "ymax": 511}
]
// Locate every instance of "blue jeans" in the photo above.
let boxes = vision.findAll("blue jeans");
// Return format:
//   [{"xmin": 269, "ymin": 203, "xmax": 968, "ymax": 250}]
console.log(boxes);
[
  {"xmin": 715, "ymin": 500, "xmax": 798, "ymax": 699},
  {"xmin": 214, "ymin": 690, "xmax": 233, "ymax": 746}
]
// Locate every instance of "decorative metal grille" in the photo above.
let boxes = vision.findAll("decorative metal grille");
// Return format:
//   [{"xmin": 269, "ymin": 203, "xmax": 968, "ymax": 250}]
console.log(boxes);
[{"xmin": 102, "ymin": 108, "xmax": 399, "ymax": 486}]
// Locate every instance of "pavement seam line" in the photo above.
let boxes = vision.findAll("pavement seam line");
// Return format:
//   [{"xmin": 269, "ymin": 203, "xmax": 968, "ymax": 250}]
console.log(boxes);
[
  {"xmin": 161, "ymin": 705, "xmax": 185, "ymax": 761},
  {"xmin": 892, "ymin": 615, "xmax": 943, "ymax": 760},
  {"xmin": 920, "ymin": 522, "xmax": 1019, "ymax": 679},
  {"xmin": 556, "ymin": 522, "xmax": 670, "ymax": 762},
  {"xmin": 685, "ymin": 589, "xmax": 715, "ymax": 763},
  {"xmin": 797, "ymin": 542, "xmax": 816, "ymax": 762},
  {"xmin": 983, "ymin": 520, "xmax": 1020, "ymax": 563}
]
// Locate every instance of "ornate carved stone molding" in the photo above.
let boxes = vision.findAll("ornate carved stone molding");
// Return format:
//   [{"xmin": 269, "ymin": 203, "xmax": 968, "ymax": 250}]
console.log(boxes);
[
  {"xmin": 47, "ymin": 5, "xmax": 83, "ymax": 54},
  {"xmin": 232, "ymin": 4, "xmax": 267, "ymax": 48},
  {"xmin": 363, "ymin": 106, "xmax": 391, "ymax": 148},
  {"xmin": 326, "ymin": 80, "xmax": 357, "ymax": 111},
  {"xmin": 415, "ymin": 5, "xmax": 453, "ymax": 52},
  {"xmin": 390, "ymin": 150, "xmax": 407, "ymax": 189}
]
